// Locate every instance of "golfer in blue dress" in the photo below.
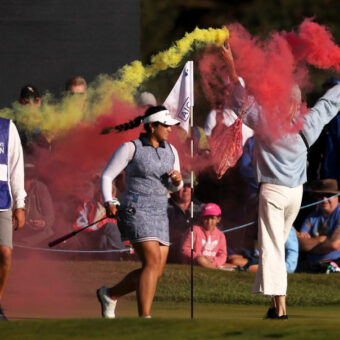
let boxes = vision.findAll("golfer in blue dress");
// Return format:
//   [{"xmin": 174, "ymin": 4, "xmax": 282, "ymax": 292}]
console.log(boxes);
[{"xmin": 97, "ymin": 105, "xmax": 183, "ymax": 318}]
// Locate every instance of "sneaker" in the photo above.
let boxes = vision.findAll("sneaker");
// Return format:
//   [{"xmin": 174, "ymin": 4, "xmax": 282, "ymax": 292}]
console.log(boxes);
[
  {"xmin": 96, "ymin": 286, "xmax": 117, "ymax": 319},
  {"xmin": 0, "ymin": 304, "xmax": 8, "ymax": 321}
]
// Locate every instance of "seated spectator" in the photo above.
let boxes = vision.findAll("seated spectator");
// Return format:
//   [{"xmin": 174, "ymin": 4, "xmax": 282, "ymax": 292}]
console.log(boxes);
[
  {"xmin": 181, "ymin": 203, "xmax": 230, "ymax": 269},
  {"xmin": 73, "ymin": 180, "xmax": 125, "ymax": 251},
  {"xmin": 167, "ymin": 173, "xmax": 203, "ymax": 263},
  {"xmin": 14, "ymin": 162, "xmax": 55, "ymax": 246},
  {"xmin": 285, "ymin": 226, "xmax": 299, "ymax": 274},
  {"xmin": 229, "ymin": 226, "xmax": 298, "ymax": 273},
  {"xmin": 227, "ymin": 249, "xmax": 258, "ymax": 273},
  {"xmin": 297, "ymin": 179, "xmax": 340, "ymax": 272}
]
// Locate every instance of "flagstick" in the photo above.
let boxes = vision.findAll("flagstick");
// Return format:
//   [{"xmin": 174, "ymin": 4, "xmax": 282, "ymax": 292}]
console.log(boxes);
[{"xmin": 190, "ymin": 105, "xmax": 194, "ymax": 320}]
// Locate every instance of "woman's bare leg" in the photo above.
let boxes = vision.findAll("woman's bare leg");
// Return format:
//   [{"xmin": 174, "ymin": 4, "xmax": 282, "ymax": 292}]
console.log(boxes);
[
  {"xmin": 105, "ymin": 241, "xmax": 169, "ymax": 317},
  {"xmin": 134, "ymin": 241, "xmax": 169, "ymax": 317},
  {"xmin": 107, "ymin": 268, "xmax": 141, "ymax": 300}
]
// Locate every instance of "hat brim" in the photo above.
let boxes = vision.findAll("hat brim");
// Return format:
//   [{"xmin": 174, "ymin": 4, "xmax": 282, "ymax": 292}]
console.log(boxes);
[
  {"xmin": 159, "ymin": 118, "xmax": 181, "ymax": 126},
  {"xmin": 143, "ymin": 110, "xmax": 180, "ymax": 126},
  {"xmin": 312, "ymin": 189, "xmax": 340, "ymax": 195}
]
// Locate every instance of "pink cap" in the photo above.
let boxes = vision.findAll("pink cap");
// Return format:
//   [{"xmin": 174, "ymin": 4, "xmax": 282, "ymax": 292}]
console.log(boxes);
[{"xmin": 200, "ymin": 203, "xmax": 222, "ymax": 217}]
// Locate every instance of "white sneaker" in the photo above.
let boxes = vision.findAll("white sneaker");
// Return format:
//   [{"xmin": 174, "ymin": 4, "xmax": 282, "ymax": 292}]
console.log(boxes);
[{"xmin": 96, "ymin": 286, "xmax": 117, "ymax": 319}]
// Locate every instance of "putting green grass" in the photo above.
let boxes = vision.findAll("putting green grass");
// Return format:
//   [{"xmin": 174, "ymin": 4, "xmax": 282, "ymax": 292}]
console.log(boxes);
[
  {"xmin": 1, "ymin": 303, "xmax": 340, "ymax": 340},
  {"xmin": 1, "ymin": 258, "xmax": 339, "ymax": 338}
]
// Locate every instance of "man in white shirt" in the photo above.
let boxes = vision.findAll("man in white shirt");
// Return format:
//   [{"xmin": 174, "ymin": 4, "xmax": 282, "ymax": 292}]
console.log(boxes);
[
  {"xmin": 0, "ymin": 118, "xmax": 26, "ymax": 321},
  {"xmin": 204, "ymin": 77, "xmax": 254, "ymax": 147}
]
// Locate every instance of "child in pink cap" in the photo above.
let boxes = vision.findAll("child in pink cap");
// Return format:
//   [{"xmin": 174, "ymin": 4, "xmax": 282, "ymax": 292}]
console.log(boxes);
[{"xmin": 181, "ymin": 203, "xmax": 228, "ymax": 269}]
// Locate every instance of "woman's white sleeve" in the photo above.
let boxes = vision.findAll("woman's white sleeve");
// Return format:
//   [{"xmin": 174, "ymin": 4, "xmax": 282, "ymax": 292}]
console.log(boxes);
[
  {"xmin": 168, "ymin": 144, "xmax": 183, "ymax": 192},
  {"xmin": 101, "ymin": 142, "xmax": 135, "ymax": 202}
]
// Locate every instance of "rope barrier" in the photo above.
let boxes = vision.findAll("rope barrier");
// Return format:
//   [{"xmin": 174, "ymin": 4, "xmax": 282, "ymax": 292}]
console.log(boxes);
[
  {"xmin": 14, "ymin": 243, "xmax": 132, "ymax": 254},
  {"xmin": 13, "ymin": 193, "xmax": 339, "ymax": 252},
  {"xmin": 222, "ymin": 193, "xmax": 340, "ymax": 234}
]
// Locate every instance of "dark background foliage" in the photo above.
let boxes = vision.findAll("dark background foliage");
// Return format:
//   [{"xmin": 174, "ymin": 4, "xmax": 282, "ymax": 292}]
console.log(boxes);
[{"xmin": 141, "ymin": 0, "xmax": 340, "ymax": 123}]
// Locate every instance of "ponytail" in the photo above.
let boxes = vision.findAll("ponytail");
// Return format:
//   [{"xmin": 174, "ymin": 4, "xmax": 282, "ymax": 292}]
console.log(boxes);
[
  {"xmin": 101, "ymin": 116, "xmax": 143, "ymax": 134},
  {"xmin": 101, "ymin": 105, "xmax": 166, "ymax": 135}
]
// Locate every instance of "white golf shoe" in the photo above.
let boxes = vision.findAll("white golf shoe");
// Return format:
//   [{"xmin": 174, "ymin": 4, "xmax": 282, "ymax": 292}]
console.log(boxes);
[{"xmin": 96, "ymin": 286, "xmax": 117, "ymax": 319}]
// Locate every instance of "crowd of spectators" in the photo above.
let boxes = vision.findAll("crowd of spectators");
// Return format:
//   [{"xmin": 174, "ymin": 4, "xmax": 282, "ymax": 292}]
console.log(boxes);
[{"xmin": 11, "ymin": 75, "xmax": 340, "ymax": 273}]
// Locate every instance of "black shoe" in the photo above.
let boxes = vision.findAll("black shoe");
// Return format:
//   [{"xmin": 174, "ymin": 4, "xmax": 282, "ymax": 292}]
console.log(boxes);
[
  {"xmin": 0, "ymin": 304, "xmax": 8, "ymax": 321},
  {"xmin": 264, "ymin": 307, "xmax": 288, "ymax": 320},
  {"xmin": 264, "ymin": 307, "xmax": 276, "ymax": 319},
  {"xmin": 274, "ymin": 314, "xmax": 288, "ymax": 320}
]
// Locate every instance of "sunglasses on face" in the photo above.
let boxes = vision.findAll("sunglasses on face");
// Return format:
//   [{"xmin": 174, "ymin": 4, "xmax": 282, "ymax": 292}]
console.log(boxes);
[
  {"xmin": 20, "ymin": 97, "xmax": 39, "ymax": 105},
  {"xmin": 70, "ymin": 92, "xmax": 85, "ymax": 96},
  {"xmin": 313, "ymin": 193, "xmax": 334, "ymax": 201}
]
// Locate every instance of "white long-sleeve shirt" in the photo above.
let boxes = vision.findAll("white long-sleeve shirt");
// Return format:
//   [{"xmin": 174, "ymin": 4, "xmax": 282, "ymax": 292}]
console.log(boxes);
[
  {"xmin": 204, "ymin": 108, "xmax": 254, "ymax": 146},
  {"xmin": 0, "ymin": 121, "xmax": 26, "ymax": 209},
  {"xmin": 101, "ymin": 141, "xmax": 182, "ymax": 203}
]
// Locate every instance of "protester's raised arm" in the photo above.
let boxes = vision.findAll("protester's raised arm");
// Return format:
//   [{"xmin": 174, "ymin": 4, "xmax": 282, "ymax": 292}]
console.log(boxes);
[{"xmin": 220, "ymin": 41, "xmax": 239, "ymax": 84}]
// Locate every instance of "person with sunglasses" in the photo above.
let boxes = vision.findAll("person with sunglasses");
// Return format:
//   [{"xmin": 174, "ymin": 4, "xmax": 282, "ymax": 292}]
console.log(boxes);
[
  {"xmin": 298, "ymin": 179, "xmax": 340, "ymax": 271},
  {"xmin": 19, "ymin": 85, "xmax": 42, "ymax": 107},
  {"xmin": 97, "ymin": 105, "xmax": 183, "ymax": 319}
]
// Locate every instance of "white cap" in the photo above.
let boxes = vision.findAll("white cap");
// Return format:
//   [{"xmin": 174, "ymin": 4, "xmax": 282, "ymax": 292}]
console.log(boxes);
[{"xmin": 143, "ymin": 109, "xmax": 180, "ymax": 126}]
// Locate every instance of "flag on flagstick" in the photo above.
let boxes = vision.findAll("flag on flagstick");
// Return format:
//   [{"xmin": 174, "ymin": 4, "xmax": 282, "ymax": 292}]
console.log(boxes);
[{"xmin": 163, "ymin": 61, "xmax": 194, "ymax": 133}]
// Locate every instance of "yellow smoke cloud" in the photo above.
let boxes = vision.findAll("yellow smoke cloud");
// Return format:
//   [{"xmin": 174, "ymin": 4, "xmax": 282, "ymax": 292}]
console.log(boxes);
[{"xmin": 0, "ymin": 26, "xmax": 228, "ymax": 138}]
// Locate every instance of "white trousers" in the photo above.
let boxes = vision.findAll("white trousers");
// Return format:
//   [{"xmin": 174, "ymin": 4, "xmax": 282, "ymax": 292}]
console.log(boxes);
[{"xmin": 252, "ymin": 183, "xmax": 303, "ymax": 296}]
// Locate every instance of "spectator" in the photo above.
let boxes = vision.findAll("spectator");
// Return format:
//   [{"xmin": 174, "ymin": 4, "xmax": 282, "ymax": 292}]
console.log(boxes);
[
  {"xmin": 65, "ymin": 76, "xmax": 87, "ymax": 95},
  {"xmin": 227, "ymin": 249, "xmax": 258, "ymax": 273},
  {"xmin": 323, "ymin": 78, "xmax": 340, "ymax": 187},
  {"xmin": 285, "ymin": 227, "xmax": 299, "ymax": 274},
  {"xmin": 298, "ymin": 179, "xmax": 340, "ymax": 271},
  {"xmin": 64, "ymin": 75, "xmax": 88, "ymax": 123},
  {"xmin": 307, "ymin": 77, "xmax": 340, "ymax": 183},
  {"xmin": 19, "ymin": 85, "xmax": 42, "ymax": 108},
  {"xmin": 73, "ymin": 179, "xmax": 125, "ymax": 251},
  {"xmin": 13, "ymin": 163, "xmax": 55, "ymax": 246},
  {"xmin": 167, "ymin": 173, "xmax": 203, "ymax": 263},
  {"xmin": 229, "ymin": 227, "xmax": 298, "ymax": 274},
  {"xmin": 181, "ymin": 203, "xmax": 229, "ymax": 269},
  {"xmin": 204, "ymin": 93, "xmax": 254, "ymax": 147},
  {"xmin": 17, "ymin": 85, "xmax": 42, "ymax": 151},
  {"xmin": 18, "ymin": 85, "xmax": 56, "ymax": 154},
  {"xmin": 135, "ymin": 91, "xmax": 157, "ymax": 108}
]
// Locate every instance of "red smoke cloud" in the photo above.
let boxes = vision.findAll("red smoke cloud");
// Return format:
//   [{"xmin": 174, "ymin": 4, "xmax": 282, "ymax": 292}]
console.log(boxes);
[
  {"xmin": 199, "ymin": 19, "xmax": 340, "ymax": 141},
  {"xmin": 35, "ymin": 100, "xmax": 141, "ymax": 199},
  {"xmin": 285, "ymin": 18, "xmax": 340, "ymax": 71}
]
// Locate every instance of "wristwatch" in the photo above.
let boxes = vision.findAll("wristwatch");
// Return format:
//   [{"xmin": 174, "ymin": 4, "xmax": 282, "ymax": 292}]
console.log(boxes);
[{"xmin": 104, "ymin": 197, "xmax": 120, "ymax": 207}]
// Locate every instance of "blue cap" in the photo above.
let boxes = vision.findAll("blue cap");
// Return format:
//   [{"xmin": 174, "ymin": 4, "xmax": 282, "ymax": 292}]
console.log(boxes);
[{"xmin": 322, "ymin": 77, "xmax": 340, "ymax": 89}]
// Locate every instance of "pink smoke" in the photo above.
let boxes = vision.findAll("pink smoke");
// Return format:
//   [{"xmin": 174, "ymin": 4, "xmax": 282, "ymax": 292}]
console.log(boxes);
[
  {"xmin": 199, "ymin": 19, "xmax": 340, "ymax": 141},
  {"xmin": 285, "ymin": 18, "xmax": 340, "ymax": 71}
]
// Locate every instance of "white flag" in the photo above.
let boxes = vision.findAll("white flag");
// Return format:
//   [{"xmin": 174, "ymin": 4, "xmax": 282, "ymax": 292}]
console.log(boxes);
[{"xmin": 163, "ymin": 61, "xmax": 194, "ymax": 133}]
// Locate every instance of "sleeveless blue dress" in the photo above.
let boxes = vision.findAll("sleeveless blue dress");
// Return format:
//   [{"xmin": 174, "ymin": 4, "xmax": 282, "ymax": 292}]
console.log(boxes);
[{"xmin": 117, "ymin": 134, "xmax": 175, "ymax": 245}]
